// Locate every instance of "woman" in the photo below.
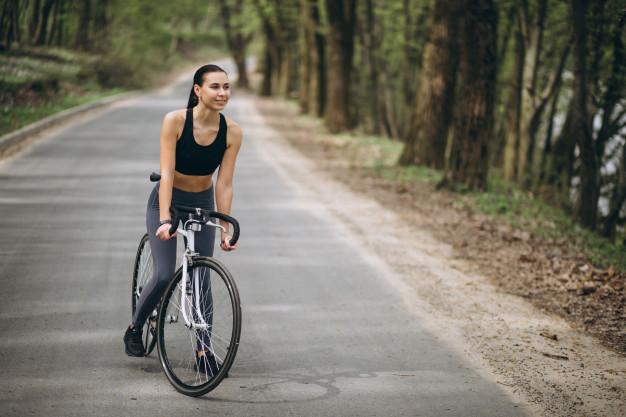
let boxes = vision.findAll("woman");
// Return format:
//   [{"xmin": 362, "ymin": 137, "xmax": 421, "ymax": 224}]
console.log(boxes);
[{"xmin": 123, "ymin": 64, "xmax": 242, "ymax": 369}]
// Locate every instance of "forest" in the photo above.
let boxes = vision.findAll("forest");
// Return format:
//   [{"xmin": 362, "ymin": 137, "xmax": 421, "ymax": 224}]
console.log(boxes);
[{"xmin": 1, "ymin": 0, "xmax": 625, "ymax": 244}]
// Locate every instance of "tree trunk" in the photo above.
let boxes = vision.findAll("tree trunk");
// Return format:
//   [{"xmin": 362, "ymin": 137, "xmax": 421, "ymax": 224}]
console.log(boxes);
[
  {"xmin": 301, "ymin": 0, "xmax": 326, "ymax": 116},
  {"xmin": 75, "ymin": 0, "xmax": 91, "ymax": 49},
  {"xmin": 516, "ymin": 0, "xmax": 547, "ymax": 184},
  {"xmin": 30, "ymin": 0, "xmax": 42, "ymax": 44},
  {"xmin": 602, "ymin": 143, "xmax": 626, "ymax": 240},
  {"xmin": 324, "ymin": 0, "xmax": 357, "ymax": 133},
  {"xmin": 260, "ymin": 43, "xmax": 273, "ymax": 96},
  {"xmin": 571, "ymin": 0, "xmax": 598, "ymax": 229},
  {"xmin": 399, "ymin": 0, "xmax": 461, "ymax": 168},
  {"xmin": 401, "ymin": 0, "xmax": 425, "ymax": 127},
  {"xmin": 537, "ymin": 79, "xmax": 561, "ymax": 187},
  {"xmin": 218, "ymin": 1, "xmax": 250, "ymax": 89},
  {"xmin": 47, "ymin": 0, "xmax": 61, "ymax": 46},
  {"xmin": 442, "ymin": 0, "xmax": 497, "ymax": 190},
  {"xmin": 312, "ymin": 0, "xmax": 326, "ymax": 116},
  {"xmin": 34, "ymin": 0, "xmax": 55, "ymax": 46},
  {"xmin": 358, "ymin": 0, "xmax": 382, "ymax": 134},
  {"xmin": 232, "ymin": 46, "xmax": 250, "ymax": 89},
  {"xmin": 545, "ymin": 100, "xmax": 577, "ymax": 206},
  {"xmin": 502, "ymin": 25, "xmax": 524, "ymax": 180},
  {"xmin": 93, "ymin": 0, "xmax": 108, "ymax": 51},
  {"xmin": 300, "ymin": 0, "xmax": 314, "ymax": 113}
]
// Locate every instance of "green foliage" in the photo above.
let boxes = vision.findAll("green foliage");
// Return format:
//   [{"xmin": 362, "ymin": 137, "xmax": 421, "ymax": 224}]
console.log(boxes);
[
  {"xmin": 469, "ymin": 176, "xmax": 626, "ymax": 270},
  {"xmin": 95, "ymin": 0, "xmax": 224, "ymax": 88},
  {"xmin": 0, "ymin": 89, "xmax": 122, "ymax": 136},
  {"xmin": 337, "ymin": 129, "xmax": 626, "ymax": 270}
]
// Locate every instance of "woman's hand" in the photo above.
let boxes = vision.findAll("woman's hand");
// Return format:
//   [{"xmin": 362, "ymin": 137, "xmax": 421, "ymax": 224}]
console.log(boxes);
[
  {"xmin": 156, "ymin": 223, "xmax": 176, "ymax": 240},
  {"xmin": 220, "ymin": 231, "xmax": 237, "ymax": 251}
]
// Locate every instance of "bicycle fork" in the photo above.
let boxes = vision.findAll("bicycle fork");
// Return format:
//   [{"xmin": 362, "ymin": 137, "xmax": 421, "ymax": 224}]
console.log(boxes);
[{"xmin": 177, "ymin": 230, "xmax": 209, "ymax": 331}]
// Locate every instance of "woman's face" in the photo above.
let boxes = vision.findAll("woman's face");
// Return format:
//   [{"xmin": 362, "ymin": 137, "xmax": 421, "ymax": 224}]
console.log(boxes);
[{"xmin": 195, "ymin": 71, "xmax": 231, "ymax": 110}]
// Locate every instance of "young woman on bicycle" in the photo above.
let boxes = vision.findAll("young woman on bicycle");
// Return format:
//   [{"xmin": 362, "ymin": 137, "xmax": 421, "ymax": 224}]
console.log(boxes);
[{"xmin": 124, "ymin": 64, "xmax": 242, "ymax": 368}]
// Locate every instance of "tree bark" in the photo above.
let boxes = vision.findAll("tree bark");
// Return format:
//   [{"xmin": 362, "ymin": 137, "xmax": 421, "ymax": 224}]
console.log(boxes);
[
  {"xmin": 502, "ymin": 25, "xmax": 524, "ymax": 180},
  {"xmin": 442, "ymin": 0, "xmax": 497, "ymax": 190},
  {"xmin": 602, "ymin": 142, "xmax": 626, "ymax": 240},
  {"xmin": 297, "ymin": 0, "xmax": 327, "ymax": 115},
  {"xmin": 358, "ymin": 0, "xmax": 383, "ymax": 134},
  {"xmin": 34, "ymin": 0, "xmax": 55, "ymax": 46},
  {"xmin": 399, "ymin": 0, "xmax": 461, "ymax": 168},
  {"xmin": 324, "ymin": 0, "xmax": 357, "ymax": 133},
  {"xmin": 545, "ymin": 99, "xmax": 577, "ymax": 206},
  {"xmin": 571, "ymin": 0, "xmax": 598, "ymax": 229},
  {"xmin": 75, "ymin": 0, "xmax": 91, "ymax": 49},
  {"xmin": 93, "ymin": 0, "xmax": 108, "ymax": 51},
  {"xmin": 30, "ymin": 0, "xmax": 42, "ymax": 44},
  {"xmin": 218, "ymin": 0, "xmax": 251, "ymax": 89}
]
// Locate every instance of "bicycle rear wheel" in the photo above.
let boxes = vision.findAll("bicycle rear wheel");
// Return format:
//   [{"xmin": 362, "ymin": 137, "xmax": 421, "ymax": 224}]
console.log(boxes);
[
  {"xmin": 131, "ymin": 233, "xmax": 157, "ymax": 356},
  {"xmin": 157, "ymin": 257, "xmax": 241, "ymax": 397}
]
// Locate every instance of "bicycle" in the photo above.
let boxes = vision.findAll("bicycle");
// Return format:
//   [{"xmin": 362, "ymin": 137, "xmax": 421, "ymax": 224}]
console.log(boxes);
[{"xmin": 131, "ymin": 172, "xmax": 242, "ymax": 396}]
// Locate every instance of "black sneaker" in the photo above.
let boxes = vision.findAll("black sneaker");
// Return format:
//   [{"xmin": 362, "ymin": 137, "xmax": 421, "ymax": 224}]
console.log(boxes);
[
  {"xmin": 123, "ymin": 325, "xmax": 145, "ymax": 357},
  {"xmin": 194, "ymin": 352, "xmax": 221, "ymax": 376}
]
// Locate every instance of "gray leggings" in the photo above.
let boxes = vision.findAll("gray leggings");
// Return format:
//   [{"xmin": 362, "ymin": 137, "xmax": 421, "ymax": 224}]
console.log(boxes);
[{"xmin": 132, "ymin": 183, "xmax": 215, "ymax": 328}]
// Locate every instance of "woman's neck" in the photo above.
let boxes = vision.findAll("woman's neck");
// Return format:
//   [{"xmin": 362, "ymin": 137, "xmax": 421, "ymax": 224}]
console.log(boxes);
[{"xmin": 193, "ymin": 105, "xmax": 219, "ymax": 126}]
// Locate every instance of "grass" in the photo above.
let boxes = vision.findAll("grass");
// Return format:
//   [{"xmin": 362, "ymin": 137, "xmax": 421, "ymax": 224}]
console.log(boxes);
[
  {"xmin": 334, "ymin": 130, "xmax": 626, "ymax": 271},
  {"xmin": 0, "ymin": 89, "xmax": 123, "ymax": 136},
  {"xmin": 0, "ymin": 44, "xmax": 225, "ymax": 138},
  {"xmin": 470, "ymin": 176, "xmax": 626, "ymax": 268}
]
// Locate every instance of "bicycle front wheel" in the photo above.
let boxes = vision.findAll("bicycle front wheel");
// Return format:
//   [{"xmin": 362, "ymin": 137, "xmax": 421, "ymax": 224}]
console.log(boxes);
[{"xmin": 157, "ymin": 257, "xmax": 241, "ymax": 397}]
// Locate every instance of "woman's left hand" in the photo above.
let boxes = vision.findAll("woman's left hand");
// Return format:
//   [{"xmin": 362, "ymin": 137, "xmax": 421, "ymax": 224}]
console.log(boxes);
[{"xmin": 220, "ymin": 233, "xmax": 237, "ymax": 251}]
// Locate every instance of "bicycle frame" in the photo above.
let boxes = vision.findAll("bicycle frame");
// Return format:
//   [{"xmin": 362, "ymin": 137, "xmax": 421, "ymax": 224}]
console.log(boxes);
[{"xmin": 176, "ymin": 218, "xmax": 225, "ymax": 330}]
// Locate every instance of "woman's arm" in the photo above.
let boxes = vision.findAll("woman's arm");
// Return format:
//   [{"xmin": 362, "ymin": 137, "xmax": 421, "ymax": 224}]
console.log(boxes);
[
  {"xmin": 215, "ymin": 121, "xmax": 243, "ymax": 250},
  {"xmin": 157, "ymin": 111, "xmax": 181, "ymax": 238}
]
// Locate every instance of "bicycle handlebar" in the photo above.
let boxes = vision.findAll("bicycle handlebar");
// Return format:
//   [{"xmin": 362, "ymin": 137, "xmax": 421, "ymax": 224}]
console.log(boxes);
[
  {"xmin": 170, "ymin": 206, "xmax": 240, "ymax": 245},
  {"xmin": 150, "ymin": 172, "xmax": 240, "ymax": 245}
]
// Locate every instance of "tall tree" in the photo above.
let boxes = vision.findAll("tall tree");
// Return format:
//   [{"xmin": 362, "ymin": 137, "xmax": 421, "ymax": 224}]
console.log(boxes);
[
  {"xmin": 75, "ymin": 0, "xmax": 91, "ymax": 50},
  {"xmin": 34, "ymin": 0, "xmax": 55, "ymax": 46},
  {"xmin": 570, "ymin": 0, "xmax": 597, "ymax": 228},
  {"xmin": 254, "ymin": 0, "xmax": 300, "ymax": 97},
  {"xmin": 324, "ymin": 0, "xmax": 357, "ymax": 133},
  {"xmin": 503, "ymin": 0, "xmax": 570, "ymax": 186},
  {"xmin": 442, "ymin": 0, "xmax": 497, "ymax": 190},
  {"xmin": 218, "ymin": 0, "xmax": 254, "ymax": 89},
  {"xmin": 29, "ymin": 0, "xmax": 42, "ymax": 44},
  {"xmin": 399, "ymin": 0, "xmax": 461, "ymax": 168},
  {"xmin": 300, "ymin": 0, "xmax": 326, "ymax": 117},
  {"xmin": 354, "ymin": 0, "xmax": 383, "ymax": 134}
]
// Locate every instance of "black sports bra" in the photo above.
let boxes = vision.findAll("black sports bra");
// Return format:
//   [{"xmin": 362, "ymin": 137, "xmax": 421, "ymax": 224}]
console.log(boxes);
[{"xmin": 175, "ymin": 108, "xmax": 227, "ymax": 176}]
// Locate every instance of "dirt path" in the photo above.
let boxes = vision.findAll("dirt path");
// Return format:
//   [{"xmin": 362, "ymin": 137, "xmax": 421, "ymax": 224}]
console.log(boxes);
[{"xmin": 249, "ymin": 93, "xmax": 626, "ymax": 417}]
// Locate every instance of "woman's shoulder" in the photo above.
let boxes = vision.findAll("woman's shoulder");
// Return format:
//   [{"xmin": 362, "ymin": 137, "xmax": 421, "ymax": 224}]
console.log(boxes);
[
  {"xmin": 223, "ymin": 115, "xmax": 242, "ymax": 147},
  {"xmin": 163, "ymin": 109, "xmax": 187, "ymax": 125},
  {"xmin": 223, "ymin": 115, "xmax": 242, "ymax": 136}
]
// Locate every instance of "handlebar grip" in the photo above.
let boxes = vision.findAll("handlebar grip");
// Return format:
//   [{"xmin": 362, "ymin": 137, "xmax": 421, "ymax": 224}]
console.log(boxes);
[
  {"xmin": 150, "ymin": 172, "xmax": 161, "ymax": 182},
  {"xmin": 211, "ymin": 212, "xmax": 240, "ymax": 246},
  {"xmin": 168, "ymin": 207, "xmax": 179, "ymax": 236}
]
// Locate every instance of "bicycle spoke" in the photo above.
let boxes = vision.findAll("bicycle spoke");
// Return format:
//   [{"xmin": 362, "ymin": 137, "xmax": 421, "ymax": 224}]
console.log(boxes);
[{"xmin": 157, "ymin": 259, "xmax": 240, "ymax": 395}]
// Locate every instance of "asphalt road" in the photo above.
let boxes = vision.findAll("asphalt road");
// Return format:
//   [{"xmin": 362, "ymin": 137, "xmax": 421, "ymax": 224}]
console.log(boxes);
[{"xmin": 0, "ymin": 64, "xmax": 530, "ymax": 417}]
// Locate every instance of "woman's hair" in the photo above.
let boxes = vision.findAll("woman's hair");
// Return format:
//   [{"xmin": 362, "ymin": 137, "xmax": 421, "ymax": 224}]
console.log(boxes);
[{"xmin": 186, "ymin": 64, "xmax": 228, "ymax": 109}]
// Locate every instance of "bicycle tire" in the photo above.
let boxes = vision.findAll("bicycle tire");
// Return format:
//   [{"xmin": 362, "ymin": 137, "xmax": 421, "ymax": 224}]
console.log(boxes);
[
  {"xmin": 157, "ymin": 256, "xmax": 241, "ymax": 397},
  {"xmin": 131, "ymin": 233, "xmax": 157, "ymax": 356}
]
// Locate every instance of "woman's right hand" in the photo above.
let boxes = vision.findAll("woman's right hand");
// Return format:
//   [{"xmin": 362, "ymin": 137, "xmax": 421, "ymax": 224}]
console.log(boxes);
[{"xmin": 156, "ymin": 223, "xmax": 176, "ymax": 240}]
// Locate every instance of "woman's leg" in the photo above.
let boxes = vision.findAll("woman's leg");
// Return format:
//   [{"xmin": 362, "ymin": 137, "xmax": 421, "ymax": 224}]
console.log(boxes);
[{"xmin": 132, "ymin": 186, "xmax": 177, "ymax": 328}]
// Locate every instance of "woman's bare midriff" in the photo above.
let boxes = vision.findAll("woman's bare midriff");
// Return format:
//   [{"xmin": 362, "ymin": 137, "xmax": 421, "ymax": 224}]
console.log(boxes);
[{"xmin": 173, "ymin": 171, "xmax": 214, "ymax": 192}]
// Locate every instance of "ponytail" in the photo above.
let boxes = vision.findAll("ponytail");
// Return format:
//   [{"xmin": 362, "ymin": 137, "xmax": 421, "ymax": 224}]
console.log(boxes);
[{"xmin": 186, "ymin": 64, "xmax": 228, "ymax": 109}]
